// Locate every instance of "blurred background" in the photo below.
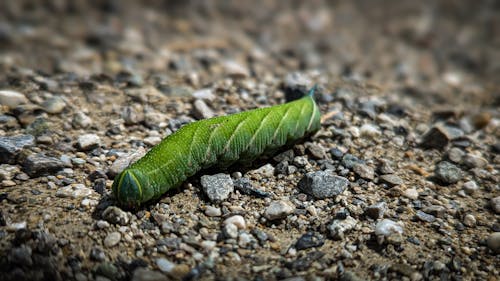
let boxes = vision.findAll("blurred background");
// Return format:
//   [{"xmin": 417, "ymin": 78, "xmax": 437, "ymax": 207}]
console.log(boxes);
[{"xmin": 0, "ymin": 0, "xmax": 498, "ymax": 107}]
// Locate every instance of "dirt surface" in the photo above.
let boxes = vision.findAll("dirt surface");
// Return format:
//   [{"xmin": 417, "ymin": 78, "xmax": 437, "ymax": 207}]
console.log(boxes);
[{"xmin": 0, "ymin": 1, "xmax": 499, "ymax": 280}]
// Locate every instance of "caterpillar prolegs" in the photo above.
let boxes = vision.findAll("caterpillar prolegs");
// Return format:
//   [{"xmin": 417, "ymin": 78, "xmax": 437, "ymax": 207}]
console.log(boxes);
[{"xmin": 112, "ymin": 87, "xmax": 321, "ymax": 207}]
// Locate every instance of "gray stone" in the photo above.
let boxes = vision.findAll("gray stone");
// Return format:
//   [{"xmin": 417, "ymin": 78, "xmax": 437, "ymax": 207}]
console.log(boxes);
[
  {"xmin": 122, "ymin": 105, "xmax": 144, "ymax": 125},
  {"xmin": 56, "ymin": 184, "xmax": 93, "ymax": 199},
  {"xmin": 131, "ymin": 268, "xmax": 167, "ymax": 281},
  {"xmin": 192, "ymin": 88, "xmax": 215, "ymax": 101},
  {"xmin": 108, "ymin": 147, "xmax": 146, "ymax": 177},
  {"xmin": 22, "ymin": 153, "xmax": 67, "ymax": 177},
  {"xmin": 223, "ymin": 223, "xmax": 238, "ymax": 239},
  {"xmin": 156, "ymin": 258, "xmax": 175, "ymax": 273},
  {"xmin": 365, "ymin": 202, "xmax": 387, "ymax": 219},
  {"xmin": 264, "ymin": 200, "xmax": 295, "ymax": 220},
  {"xmin": 249, "ymin": 163, "xmax": 275, "ymax": 177},
  {"xmin": 72, "ymin": 112, "xmax": 93, "ymax": 129},
  {"xmin": 447, "ymin": 147, "xmax": 464, "ymax": 163},
  {"xmin": 77, "ymin": 134, "xmax": 101, "ymax": 151},
  {"xmin": 0, "ymin": 90, "xmax": 28, "ymax": 108},
  {"xmin": 0, "ymin": 164, "xmax": 20, "ymax": 180},
  {"xmin": 327, "ymin": 216, "xmax": 357, "ymax": 239},
  {"xmin": 379, "ymin": 174, "xmax": 404, "ymax": 186},
  {"xmin": 353, "ymin": 163, "xmax": 375, "ymax": 180},
  {"xmin": 41, "ymin": 96, "xmax": 66, "ymax": 114},
  {"xmin": 102, "ymin": 206, "xmax": 129, "ymax": 225},
  {"xmin": 486, "ymin": 232, "xmax": 500, "ymax": 254},
  {"xmin": 420, "ymin": 124, "xmax": 464, "ymax": 149},
  {"xmin": 90, "ymin": 247, "xmax": 106, "ymax": 261},
  {"xmin": 462, "ymin": 181, "xmax": 479, "ymax": 194},
  {"xmin": 0, "ymin": 134, "xmax": 35, "ymax": 164},
  {"xmin": 415, "ymin": 210, "xmax": 436, "ymax": 222},
  {"xmin": 422, "ymin": 205, "xmax": 446, "ymax": 218},
  {"xmin": 341, "ymin": 154, "xmax": 363, "ymax": 169},
  {"xmin": 463, "ymin": 154, "xmax": 488, "ymax": 168},
  {"xmin": 200, "ymin": 173, "xmax": 234, "ymax": 202},
  {"xmin": 298, "ymin": 170, "xmax": 349, "ymax": 199},
  {"xmin": 103, "ymin": 232, "xmax": 121, "ymax": 248},
  {"xmin": 435, "ymin": 161, "xmax": 462, "ymax": 184},
  {"xmin": 305, "ymin": 143, "xmax": 326, "ymax": 159},
  {"xmin": 193, "ymin": 99, "xmax": 214, "ymax": 119},
  {"xmin": 283, "ymin": 72, "xmax": 311, "ymax": 101},
  {"xmin": 491, "ymin": 196, "xmax": 500, "ymax": 214},
  {"xmin": 360, "ymin": 124, "xmax": 381, "ymax": 138}
]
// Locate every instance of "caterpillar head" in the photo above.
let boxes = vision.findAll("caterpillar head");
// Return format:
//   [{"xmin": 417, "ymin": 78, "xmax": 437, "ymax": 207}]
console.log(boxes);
[{"xmin": 112, "ymin": 168, "xmax": 149, "ymax": 208}]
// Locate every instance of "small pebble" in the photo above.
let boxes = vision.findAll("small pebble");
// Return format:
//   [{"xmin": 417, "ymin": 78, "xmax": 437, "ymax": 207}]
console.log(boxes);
[
  {"xmin": 55, "ymin": 184, "xmax": 93, "ymax": 199},
  {"xmin": 375, "ymin": 219, "xmax": 404, "ymax": 236},
  {"xmin": 353, "ymin": 163, "xmax": 375, "ymax": 180},
  {"xmin": 462, "ymin": 181, "xmax": 478, "ymax": 195},
  {"xmin": 193, "ymin": 99, "xmax": 214, "ymax": 119},
  {"xmin": 223, "ymin": 215, "xmax": 246, "ymax": 229},
  {"xmin": 360, "ymin": 124, "xmax": 381, "ymax": 138},
  {"xmin": 223, "ymin": 223, "xmax": 239, "ymax": 239},
  {"xmin": 131, "ymin": 268, "xmax": 167, "ymax": 281},
  {"xmin": 41, "ymin": 96, "xmax": 66, "ymax": 114},
  {"xmin": 463, "ymin": 214, "xmax": 476, "ymax": 227},
  {"xmin": 486, "ymin": 232, "xmax": 500, "ymax": 254},
  {"xmin": 403, "ymin": 188, "xmax": 419, "ymax": 200},
  {"xmin": 72, "ymin": 112, "xmax": 93, "ymax": 129},
  {"xmin": 77, "ymin": 134, "xmax": 101, "ymax": 151},
  {"xmin": 434, "ymin": 161, "xmax": 462, "ymax": 184},
  {"xmin": 491, "ymin": 196, "xmax": 500, "ymax": 214},
  {"xmin": 192, "ymin": 88, "xmax": 215, "ymax": 101},
  {"xmin": 379, "ymin": 174, "xmax": 404, "ymax": 186},
  {"xmin": 103, "ymin": 232, "xmax": 121, "ymax": 247},
  {"xmin": 264, "ymin": 200, "xmax": 295, "ymax": 220},
  {"xmin": 204, "ymin": 206, "xmax": 222, "ymax": 217},
  {"xmin": 102, "ymin": 206, "xmax": 129, "ymax": 225},
  {"xmin": 298, "ymin": 170, "xmax": 349, "ymax": 199},
  {"xmin": 415, "ymin": 210, "xmax": 436, "ymax": 223},
  {"xmin": 447, "ymin": 147, "xmax": 464, "ymax": 163},
  {"xmin": 156, "ymin": 258, "xmax": 175, "ymax": 273},
  {"xmin": 0, "ymin": 90, "xmax": 28, "ymax": 107},
  {"xmin": 200, "ymin": 173, "xmax": 234, "ymax": 202},
  {"xmin": 0, "ymin": 134, "xmax": 35, "ymax": 164},
  {"xmin": 365, "ymin": 202, "xmax": 387, "ymax": 219}
]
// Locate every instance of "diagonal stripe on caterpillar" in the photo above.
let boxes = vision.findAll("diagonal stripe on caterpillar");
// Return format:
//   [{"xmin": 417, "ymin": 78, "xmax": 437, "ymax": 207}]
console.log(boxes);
[{"xmin": 112, "ymin": 86, "xmax": 322, "ymax": 208}]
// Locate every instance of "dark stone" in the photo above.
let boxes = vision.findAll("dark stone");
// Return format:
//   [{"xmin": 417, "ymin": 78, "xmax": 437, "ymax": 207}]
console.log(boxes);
[
  {"xmin": 0, "ymin": 134, "xmax": 35, "ymax": 164},
  {"xmin": 420, "ymin": 124, "xmax": 464, "ymax": 149},
  {"xmin": 234, "ymin": 177, "xmax": 271, "ymax": 198},
  {"xmin": 415, "ymin": 210, "xmax": 436, "ymax": 222},
  {"xmin": 329, "ymin": 147, "xmax": 344, "ymax": 160},
  {"xmin": 341, "ymin": 154, "xmax": 363, "ymax": 169},
  {"xmin": 22, "ymin": 153, "xmax": 68, "ymax": 177},
  {"xmin": 295, "ymin": 232, "xmax": 325, "ymax": 250}
]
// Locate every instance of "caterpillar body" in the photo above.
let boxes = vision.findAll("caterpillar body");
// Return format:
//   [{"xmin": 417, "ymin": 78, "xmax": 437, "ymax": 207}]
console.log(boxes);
[{"xmin": 112, "ymin": 87, "xmax": 321, "ymax": 207}]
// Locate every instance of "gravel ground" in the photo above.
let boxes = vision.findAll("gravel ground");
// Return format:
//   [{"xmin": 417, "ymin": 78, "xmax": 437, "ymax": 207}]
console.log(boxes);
[{"xmin": 0, "ymin": 1, "xmax": 499, "ymax": 280}]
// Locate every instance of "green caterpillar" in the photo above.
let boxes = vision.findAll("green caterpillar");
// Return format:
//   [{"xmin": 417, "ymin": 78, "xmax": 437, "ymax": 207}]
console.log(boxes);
[{"xmin": 112, "ymin": 86, "xmax": 321, "ymax": 207}]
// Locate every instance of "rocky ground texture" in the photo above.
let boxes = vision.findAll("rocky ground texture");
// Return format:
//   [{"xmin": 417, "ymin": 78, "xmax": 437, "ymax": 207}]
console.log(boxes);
[{"xmin": 0, "ymin": 1, "xmax": 499, "ymax": 280}]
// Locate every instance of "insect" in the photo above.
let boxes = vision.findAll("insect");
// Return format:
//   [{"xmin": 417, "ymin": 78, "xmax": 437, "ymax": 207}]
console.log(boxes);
[{"xmin": 112, "ymin": 86, "xmax": 321, "ymax": 207}]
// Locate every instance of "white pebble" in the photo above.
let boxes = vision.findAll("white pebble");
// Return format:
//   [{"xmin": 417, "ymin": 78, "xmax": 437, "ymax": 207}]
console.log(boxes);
[
  {"xmin": 403, "ymin": 188, "xmax": 419, "ymax": 200},
  {"xmin": 375, "ymin": 219, "xmax": 404, "ymax": 236},
  {"xmin": 205, "ymin": 206, "xmax": 222, "ymax": 217},
  {"xmin": 223, "ymin": 215, "xmax": 246, "ymax": 229}
]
